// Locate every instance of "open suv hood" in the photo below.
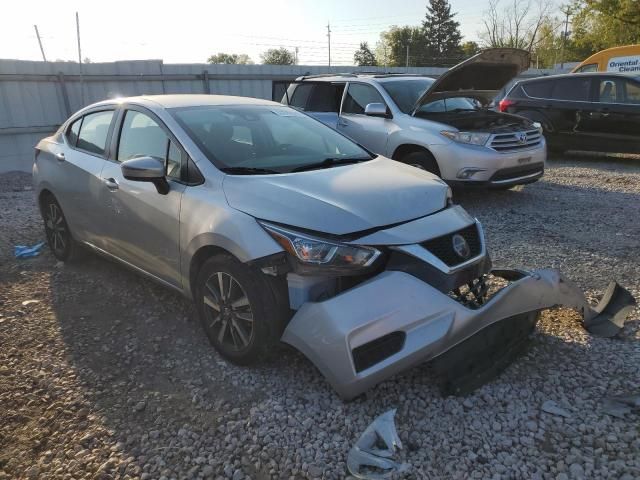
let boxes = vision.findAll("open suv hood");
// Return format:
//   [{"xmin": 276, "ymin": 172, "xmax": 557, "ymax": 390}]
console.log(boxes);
[
  {"xmin": 411, "ymin": 48, "xmax": 530, "ymax": 114},
  {"xmin": 223, "ymin": 158, "xmax": 449, "ymax": 236}
]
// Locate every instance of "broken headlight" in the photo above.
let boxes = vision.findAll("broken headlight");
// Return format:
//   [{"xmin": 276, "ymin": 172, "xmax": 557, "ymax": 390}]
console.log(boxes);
[
  {"xmin": 441, "ymin": 130, "xmax": 491, "ymax": 146},
  {"xmin": 259, "ymin": 221, "xmax": 381, "ymax": 273}
]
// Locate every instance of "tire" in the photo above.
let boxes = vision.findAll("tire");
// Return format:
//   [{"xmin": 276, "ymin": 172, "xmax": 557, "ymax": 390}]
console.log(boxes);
[
  {"xmin": 194, "ymin": 253, "xmax": 288, "ymax": 365},
  {"xmin": 401, "ymin": 151, "xmax": 441, "ymax": 177},
  {"xmin": 40, "ymin": 194, "xmax": 82, "ymax": 262}
]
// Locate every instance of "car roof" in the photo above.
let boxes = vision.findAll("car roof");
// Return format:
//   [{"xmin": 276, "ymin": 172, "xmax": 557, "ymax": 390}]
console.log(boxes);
[
  {"xmin": 519, "ymin": 72, "xmax": 640, "ymax": 83},
  {"xmin": 295, "ymin": 73, "xmax": 435, "ymax": 83},
  {"xmin": 84, "ymin": 94, "xmax": 281, "ymax": 111}
]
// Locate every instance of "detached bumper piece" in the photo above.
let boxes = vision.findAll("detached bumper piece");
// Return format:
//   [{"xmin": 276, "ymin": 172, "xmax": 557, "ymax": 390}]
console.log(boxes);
[{"xmin": 281, "ymin": 268, "xmax": 636, "ymax": 400}]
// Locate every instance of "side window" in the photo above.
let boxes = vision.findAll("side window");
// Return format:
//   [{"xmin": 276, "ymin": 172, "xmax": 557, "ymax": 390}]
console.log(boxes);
[
  {"xmin": 342, "ymin": 84, "xmax": 385, "ymax": 114},
  {"xmin": 67, "ymin": 117, "xmax": 82, "ymax": 147},
  {"xmin": 522, "ymin": 81, "xmax": 552, "ymax": 99},
  {"xmin": 597, "ymin": 79, "xmax": 619, "ymax": 103},
  {"xmin": 575, "ymin": 64, "xmax": 598, "ymax": 73},
  {"xmin": 623, "ymin": 80, "xmax": 640, "ymax": 104},
  {"xmin": 550, "ymin": 78, "xmax": 592, "ymax": 101},
  {"xmin": 118, "ymin": 111, "xmax": 168, "ymax": 162},
  {"xmin": 76, "ymin": 111, "xmax": 114, "ymax": 155},
  {"xmin": 118, "ymin": 110, "xmax": 184, "ymax": 180},
  {"xmin": 289, "ymin": 84, "xmax": 313, "ymax": 110},
  {"xmin": 306, "ymin": 83, "xmax": 345, "ymax": 112}
]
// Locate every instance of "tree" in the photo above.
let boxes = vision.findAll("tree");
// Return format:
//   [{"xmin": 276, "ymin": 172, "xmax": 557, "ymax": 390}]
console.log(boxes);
[
  {"xmin": 354, "ymin": 42, "xmax": 378, "ymax": 66},
  {"xmin": 461, "ymin": 41, "xmax": 481, "ymax": 57},
  {"xmin": 479, "ymin": 0, "xmax": 552, "ymax": 52},
  {"xmin": 375, "ymin": 26, "xmax": 428, "ymax": 67},
  {"xmin": 422, "ymin": 0, "xmax": 463, "ymax": 57},
  {"xmin": 568, "ymin": 0, "xmax": 640, "ymax": 57},
  {"xmin": 207, "ymin": 53, "xmax": 253, "ymax": 64},
  {"xmin": 260, "ymin": 48, "xmax": 296, "ymax": 65}
]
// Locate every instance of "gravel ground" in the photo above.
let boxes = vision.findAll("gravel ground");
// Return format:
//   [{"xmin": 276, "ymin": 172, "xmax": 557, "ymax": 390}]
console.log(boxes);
[{"xmin": 1, "ymin": 156, "xmax": 639, "ymax": 480}]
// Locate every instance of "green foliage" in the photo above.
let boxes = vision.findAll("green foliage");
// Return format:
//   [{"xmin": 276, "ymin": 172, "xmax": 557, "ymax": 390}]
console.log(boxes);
[
  {"xmin": 354, "ymin": 42, "xmax": 378, "ymax": 66},
  {"xmin": 422, "ymin": 0, "xmax": 463, "ymax": 56},
  {"xmin": 375, "ymin": 26, "xmax": 428, "ymax": 67},
  {"xmin": 260, "ymin": 48, "xmax": 296, "ymax": 65},
  {"xmin": 207, "ymin": 53, "xmax": 253, "ymax": 64},
  {"xmin": 570, "ymin": 0, "xmax": 640, "ymax": 56},
  {"xmin": 461, "ymin": 41, "xmax": 481, "ymax": 57}
]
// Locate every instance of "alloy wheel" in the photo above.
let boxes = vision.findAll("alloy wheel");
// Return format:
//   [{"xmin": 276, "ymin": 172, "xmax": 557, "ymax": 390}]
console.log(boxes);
[
  {"xmin": 45, "ymin": 202, "xmax": 68, "ymax": 256},
  {"xmin": 202, "ymin": 272, "xmax": 254, "ymax": 352}
]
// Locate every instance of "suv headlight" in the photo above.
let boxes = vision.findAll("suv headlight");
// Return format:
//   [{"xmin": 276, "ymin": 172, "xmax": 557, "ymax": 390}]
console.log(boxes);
[
  {"xmin": 259, "ymin": 221, "xmax": 381, "ymax": 272},
  {"xmin": 441, "ymin": 130, "xmax": 491, "ymax": 146}
]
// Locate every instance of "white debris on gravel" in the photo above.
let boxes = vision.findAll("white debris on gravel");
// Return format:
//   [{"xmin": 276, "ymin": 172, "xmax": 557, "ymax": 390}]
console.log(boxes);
[{"xmin": 1, "ymin": 157, "xmax": 640, "ymax": 479}]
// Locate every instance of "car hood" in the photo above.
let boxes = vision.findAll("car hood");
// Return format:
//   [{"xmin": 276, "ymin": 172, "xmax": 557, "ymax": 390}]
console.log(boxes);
[
  {"xmin": 411, "ymin": 48, "xmax": 530, "ymax": 113},
  {"xmin": 223, "ymin": 157, "xmax": 449, "ymax": 236}
]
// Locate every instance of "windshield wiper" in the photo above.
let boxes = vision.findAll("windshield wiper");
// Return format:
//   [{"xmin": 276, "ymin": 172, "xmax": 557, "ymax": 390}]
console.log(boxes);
[
  {"xmin": 291, "ymin": 157, "xmax": 370, "ymax": 173},
  {"xmin": 220, "ymin": 166, "xmax": 280, "ymax": 175}
]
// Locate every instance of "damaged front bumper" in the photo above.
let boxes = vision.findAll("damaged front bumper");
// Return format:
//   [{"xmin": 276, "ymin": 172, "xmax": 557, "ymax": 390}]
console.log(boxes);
[{"xmin": 281, "ymin": 268, "xmax": 635, "ymax": 400}]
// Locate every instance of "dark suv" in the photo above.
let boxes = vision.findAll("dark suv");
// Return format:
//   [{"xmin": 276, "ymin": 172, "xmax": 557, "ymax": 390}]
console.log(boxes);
[{"xmin": 500, "ymin": 73, "xmax": 640, "ymax": 154}]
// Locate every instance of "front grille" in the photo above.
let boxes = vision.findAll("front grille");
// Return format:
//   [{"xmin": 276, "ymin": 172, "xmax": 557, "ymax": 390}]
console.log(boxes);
[
  {"xmin": 490, "ymin": 163, "xmax": 544, "ymax": 182},
  {"xmin": 421, "ymin": 224, "xmax": 482, "ymax": 267},
  {"xmin": 490, "ymin": 129, "xmax": 542, "ymax": 152},
  {"xmin": 352, "ymin": 331, "xmax": 406, "ymax": 373}
]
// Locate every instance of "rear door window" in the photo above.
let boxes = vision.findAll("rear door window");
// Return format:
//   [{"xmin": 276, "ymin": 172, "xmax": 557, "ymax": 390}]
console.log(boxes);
[
  {"xmin": 289, "ymin": 83, "xmax": 344, "ymax": 112},
  {"xmin": 522, "ymin": 81, "xmax": 552, "ymax": 99},
  {"xmin": 76, "ymin": 111, "xmax": 114, "ymax": 156},
  {"xmin": 550, "ymin": 78, "xmax": 592, "ymax": 101},
  {"xmin": 342, "ymin": 83, "xmax": 386, "ymax": 114},
  {"xmin": 597, "ymin": 78, "xmax": 640, "ymax": 104}
]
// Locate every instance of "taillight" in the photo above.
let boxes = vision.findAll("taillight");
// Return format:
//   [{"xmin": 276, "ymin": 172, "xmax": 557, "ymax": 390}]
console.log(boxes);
[{"xmin": 498, "ymin": 99, "xmax": 516, "ymax": 112}]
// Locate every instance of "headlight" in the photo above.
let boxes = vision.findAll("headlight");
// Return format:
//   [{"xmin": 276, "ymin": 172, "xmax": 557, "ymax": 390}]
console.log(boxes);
[
  {"xmin": 441, "ymin": 130, "xmax": 491, "ymax": 146},
  {"xmin": 532, "ymin": 121, "xmax": 543, "ymax": 133},
  {"xmin": 259, "ymin": 221, "xmax": 381, "ymax": 272}
]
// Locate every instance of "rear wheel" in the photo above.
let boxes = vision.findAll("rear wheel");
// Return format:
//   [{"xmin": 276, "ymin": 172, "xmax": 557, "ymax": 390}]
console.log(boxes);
[
  {"xmin": 194, "ymin": 254, "xmax": 287, "ymax": 365},
  {"xmin": 40, "ymin": 194, "xmax": 81, "ymax": 261},
  {"xmin": 401, "ymin": 151, "xmax": 441, "ymax": 177}
]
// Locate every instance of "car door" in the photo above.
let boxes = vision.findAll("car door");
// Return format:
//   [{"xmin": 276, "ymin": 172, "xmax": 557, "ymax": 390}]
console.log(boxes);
[
  {"xmin": 337, "ymin": 82, "xmax": 392, "ymax": 155},
  {"xmin": 98, "ymin": 106, "xmax": 186, "ymax": 287},
  {"xmin": 546, "ymin": 76, "xmax": 596, "ymax": 150},
  {"xmin": 55, "ymin": 109, "xmax": 116, "ymax": 247},
  {"xmin": 582, "ymin": 76, "xmax": 640, "ymax": 153}
]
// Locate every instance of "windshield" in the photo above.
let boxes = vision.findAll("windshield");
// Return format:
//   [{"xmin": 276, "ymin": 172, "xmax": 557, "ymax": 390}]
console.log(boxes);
[
  {"xmin": 171, "ymin": 105, "xmax": 372, "ymax": 173},
  {"xmin": 416, "ymin": 97, "xmax": 479, "ymax": 114},
  {"xmin": 380, "ymin": 79, "xmax": 435, "ymax": 113}
]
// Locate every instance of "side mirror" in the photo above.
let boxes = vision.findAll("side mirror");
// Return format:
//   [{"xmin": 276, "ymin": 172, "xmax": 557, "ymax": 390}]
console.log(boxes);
[
  {"xmin": 121, "ymin": 156, "xmax": 170, "ymax": 195},
  {"xmin": 364, "ymin": 103, "xmax": 391, "ymax": 118}
]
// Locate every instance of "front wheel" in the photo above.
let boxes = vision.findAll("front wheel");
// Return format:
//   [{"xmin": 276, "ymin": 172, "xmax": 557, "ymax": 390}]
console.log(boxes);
[
  {"xmin": 401, "ymin": 151, "xmax": 441, "ymax": 177},
  {"xmin": 194, "ymin": 254, "xmax": 287, "ymax": 365}
]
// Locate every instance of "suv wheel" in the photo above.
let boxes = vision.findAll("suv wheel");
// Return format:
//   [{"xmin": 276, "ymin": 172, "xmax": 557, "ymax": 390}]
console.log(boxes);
[
  {"xmin": 41, "ymin": 194, "xmax": 81, "ymax": 261},
  {"xmin": 401, "ymin": 151, "xmax": 441, "ymax": 176},
  {"xmin": 195, "ymin": 254, "xmax": 287, "ymax": 365}
]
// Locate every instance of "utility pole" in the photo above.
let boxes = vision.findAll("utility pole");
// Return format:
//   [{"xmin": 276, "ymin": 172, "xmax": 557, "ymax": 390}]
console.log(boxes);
[
  {"xmin": 406, "ymin": 44, "xmax": 410, "ymax": 70},
  {"xmin": 295, "ymin": 47, "xmax": 299, "ymax": 65},
  {"xmin": 76, "ymin": 12, "xmax": 85, "ymax": 105},
  {"xmin": 383, "ymin": 45, "xmax": 388, "ymax": 69},
  {"xmin": 34, "ymin": 25, "xmax": 47, "ymax": 62},
  {"xmin": 560, "ymin": 6, "xmax": 572, "ymax": 69},
  {"xmin": 326, "ymin": 22, "xmax": 331, "ymax": 67}
]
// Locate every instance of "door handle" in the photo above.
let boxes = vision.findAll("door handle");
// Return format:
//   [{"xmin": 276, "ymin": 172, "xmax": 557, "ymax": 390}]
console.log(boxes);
[
  {"xmin": 55, "ymin": 152, "xmax": 65, "ymax": 162},
  {"xmin": 104, "ymin": 178, "xmax": 119, "ymax": 191}
]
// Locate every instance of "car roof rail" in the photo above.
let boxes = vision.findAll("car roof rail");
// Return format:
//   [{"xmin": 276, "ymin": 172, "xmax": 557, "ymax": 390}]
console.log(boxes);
[{"xmin": 298, "ymin": 73, "xmax": 358, "ymax": 80}]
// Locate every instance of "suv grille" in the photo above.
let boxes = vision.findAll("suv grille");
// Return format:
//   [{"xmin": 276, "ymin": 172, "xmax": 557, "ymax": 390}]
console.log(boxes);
[
  {"xmin": 490, "ymin": 129, "xmax": 541, "ymax": 152},
  {"xmin": 421, "ymin": 224, "xmax": 482, "ymax": 267}
]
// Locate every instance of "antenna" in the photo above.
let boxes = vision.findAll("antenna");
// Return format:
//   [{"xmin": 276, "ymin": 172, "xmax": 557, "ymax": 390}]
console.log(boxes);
[
  {"xmin": 34, "ymin": 25, "xmax": 47, "ymax": 62},
  {"xmin": 76, "ymin": 12, "xmax": 85, "ymax": 104}
]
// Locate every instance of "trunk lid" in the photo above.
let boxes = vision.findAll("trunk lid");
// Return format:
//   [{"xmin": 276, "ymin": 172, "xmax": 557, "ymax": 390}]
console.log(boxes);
[{"xmin": 411, "ymin": 48, "xmax": 530, "ymax": 114}]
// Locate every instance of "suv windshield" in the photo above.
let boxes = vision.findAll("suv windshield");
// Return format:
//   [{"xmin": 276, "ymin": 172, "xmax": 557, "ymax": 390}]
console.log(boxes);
[
  {"xmin": 171, "ymin": 105, "xmax": 372, "ymax": 174},
  {"xmin": 380, "ymin": 79, "xmax": 435, "ymax": 113}
]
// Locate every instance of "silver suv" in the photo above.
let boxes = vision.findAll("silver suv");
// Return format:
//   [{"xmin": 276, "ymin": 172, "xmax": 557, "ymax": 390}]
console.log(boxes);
[
  {"xmin": 283, "ymin": 48, "xmax": 546, "ymax": 189},
  {"xmin": 33, "ymin": 94, "xmax": 632, "ymax": 400}
]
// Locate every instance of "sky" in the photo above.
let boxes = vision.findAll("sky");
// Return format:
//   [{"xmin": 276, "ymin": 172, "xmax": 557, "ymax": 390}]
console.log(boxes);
[{"xmin": 2, "ymin": 0, "xmax": 495, "ymax": 66}]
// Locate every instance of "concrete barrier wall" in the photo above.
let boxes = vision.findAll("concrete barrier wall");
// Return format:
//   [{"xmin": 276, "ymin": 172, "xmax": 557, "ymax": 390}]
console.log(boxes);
[{"xmin": 0, "ymin": 59, "xmax": 564, "ymax": 172}]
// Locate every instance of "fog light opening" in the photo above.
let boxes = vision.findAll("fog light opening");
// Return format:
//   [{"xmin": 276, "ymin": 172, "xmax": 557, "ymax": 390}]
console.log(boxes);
[{"xmin": 457, "ymin": 168, "xmax": 487, "ymax": 180}]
